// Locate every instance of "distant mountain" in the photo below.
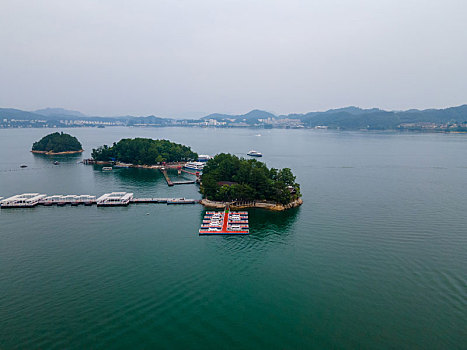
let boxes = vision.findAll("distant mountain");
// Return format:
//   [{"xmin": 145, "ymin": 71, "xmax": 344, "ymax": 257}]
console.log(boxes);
[
  {"xmin": 35, "ymin": 107, "xmax": 89, "ymax": 119},
  {"xmin": 241, "ymin": 109, "xmax": 276, "ymax": 120},
  {"xmin": 127, "ymin": 115, "xmax": 173, "ymax": 126},
  {"xmin": 2, "ymin": 104, "xmax": 467, "ymax": 130},
  {"xmin": 204, "ymin": 109, "xmax": 276, "ymax": 124},
  {"xmin": 0, "ymin": 108, "xmax": 46, "ymax": 120},
  {"xmin": 287, "ymin": 105, "xmax": 467, "ymax": 129},
  {"xmin": 300, "ymin": 110, "xmax": 400, "ymax": 129},
  {"xmin": 397, "ymin": 105, "xmax": 467, "ymax": 124}
]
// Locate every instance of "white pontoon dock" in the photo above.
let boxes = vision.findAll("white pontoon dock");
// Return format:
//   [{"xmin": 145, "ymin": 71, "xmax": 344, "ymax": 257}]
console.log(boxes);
[
  {"xmin": 1, "ymin": 193, "xmax": 47, "ymax": 208},
  {"xmin": 96, "ymin": 192, "xmax": 133, "ymax": 206}
]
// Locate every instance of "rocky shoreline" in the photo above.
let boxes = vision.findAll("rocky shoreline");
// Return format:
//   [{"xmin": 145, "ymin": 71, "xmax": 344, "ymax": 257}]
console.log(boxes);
[
  {"xmin": 200, "ymin": 198, "xmax": 303, "ymax": 211},
  {"xmin": 87, "ymin": 161, "xmax": 186, "ymax": 169},
  {"xmin": 32, "ymin": 150, "xmax": 84, "ymax": 155}
]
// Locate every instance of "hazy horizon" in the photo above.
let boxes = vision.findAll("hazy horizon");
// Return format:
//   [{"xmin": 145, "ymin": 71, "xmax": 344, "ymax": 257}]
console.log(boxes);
[{"xmin": 1, "ymin": 0, "xmax": 466, "ymax": 118}]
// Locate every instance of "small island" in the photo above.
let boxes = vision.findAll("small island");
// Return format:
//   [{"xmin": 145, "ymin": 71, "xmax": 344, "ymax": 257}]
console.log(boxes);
[
  {"xmin": 200, "ymin": 153, "xmax": 302, "ymax": 211},
  {"xmin": 32, "ymin": 132, "xmax": 83, "ymax": 155},
  {"xmin": 91, "ymin": 138, "xmax": 198, "ymax": 164}
]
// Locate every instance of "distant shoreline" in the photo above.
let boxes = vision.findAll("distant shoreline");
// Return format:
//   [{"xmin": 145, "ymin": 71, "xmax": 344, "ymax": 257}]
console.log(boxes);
[
  {"xmin": 3, "ymin": 125, "xmax": 467, "ymax": 133},
  {"xmin": 31, "ymin": 150, "xmax": 84, "ymax": 155},
  {"xmin": 3, "ymin": 104, "xmax": 467, "ymax": 131}
]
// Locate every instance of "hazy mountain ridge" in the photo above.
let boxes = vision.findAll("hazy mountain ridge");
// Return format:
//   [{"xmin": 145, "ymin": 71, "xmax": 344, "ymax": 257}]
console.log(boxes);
[
  {"xmin": 1, "ymin": 105, "xmax": 467, "ymax": 129},
  {"xmin": 35, "ymin": 108, "xmax": 90, "ymax": 119},
  {"xmin": 204, "ymin": 109, "xmax": 276, "ymax": 122},
  {"xmin": 0, "ymin": 108, "xmax": 48, "ymax": 120}
]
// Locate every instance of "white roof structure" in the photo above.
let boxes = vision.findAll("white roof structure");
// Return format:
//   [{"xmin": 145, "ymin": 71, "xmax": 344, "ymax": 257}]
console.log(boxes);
[
  {"xmin": 1, "ymin": 193, "xmax": 47, "ymax": 205},
  {"xmin": 96, "ymin": 192, "xmax": 133, "ymax": 205},
  {"xmin": 76, "ymin": 195, "xmax": 96, "ymax": 200}
]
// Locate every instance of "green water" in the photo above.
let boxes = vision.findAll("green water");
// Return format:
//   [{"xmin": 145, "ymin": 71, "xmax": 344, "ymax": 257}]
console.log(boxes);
[{"xmin": 0, "ymin": 128, "xmax": 466, "ymax": 349}]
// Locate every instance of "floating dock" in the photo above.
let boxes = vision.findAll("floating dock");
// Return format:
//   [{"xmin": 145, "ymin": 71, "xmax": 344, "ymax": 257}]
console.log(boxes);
[
  {"xmin": 96, "ymin": 192, "xmax": 133, "ymax": 206},
  {"xmin": 160, "ymin": 168, "xmax": 174, "ymax": 186},
  {"xmin": 41, "ymin": 194, "xmax": 97, "ymax": 206},
  {"xmin": 199, "ymin": 209, "xmax": 249, "ymax": 235},
  {"xmin": 131, "ymin": 198, "xmax": 197, "ymax": 204},
  {"xmin": 160, "ymin": 167, "xmax": 197, "ymax": 186},
  {"xmin": 0, "ymin": 192, "xmax": 198, "ymax": 208},
  {"xmin": 172, "ymin": 180, "xmax": 196, "ymax": 185},
  {"xmin": 0, "ymin": 193, "xmax": 47, "ymax": 208}
]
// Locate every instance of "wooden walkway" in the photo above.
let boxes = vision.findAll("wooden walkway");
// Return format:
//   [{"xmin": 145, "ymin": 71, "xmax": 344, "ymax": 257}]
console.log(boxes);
[{"xmin": 160, "ymin": 168, "xmax": 174, "ymax": 186}]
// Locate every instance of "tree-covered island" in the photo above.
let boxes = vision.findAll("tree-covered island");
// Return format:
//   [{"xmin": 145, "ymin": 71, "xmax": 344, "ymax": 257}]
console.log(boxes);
[
  {"xmin": 200, "ymin": 153, "xmax": 302, "ymax": 210},
  {"xmin": 32, "ymin": 132, "xmax": 83, "ymax": 154},
  {"xmin": 91, "ymin": 138, "xmax": 198, "ymax": 164}
]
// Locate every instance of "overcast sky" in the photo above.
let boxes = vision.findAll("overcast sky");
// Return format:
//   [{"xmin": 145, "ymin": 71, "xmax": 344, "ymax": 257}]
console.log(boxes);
[{"xmin": 1, "ymin": 0, "xmax": 466, "ymax": 117}]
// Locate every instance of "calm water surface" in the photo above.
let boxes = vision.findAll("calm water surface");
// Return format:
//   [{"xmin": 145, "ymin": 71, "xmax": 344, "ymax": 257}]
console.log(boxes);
[{"xmin": 0, "ymin": 127, "xmax": 466, "ymax": 349}]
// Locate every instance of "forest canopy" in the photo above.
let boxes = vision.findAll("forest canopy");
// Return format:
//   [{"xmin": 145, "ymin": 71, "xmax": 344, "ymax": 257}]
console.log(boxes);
[
  {"xmin": 91, "ymin": 138, "xmax": 198, "ymax": 164},
  {"xmin": 201, "ymin": 153, "xmax": 301, "ymax": 204},
  {"xmin": 32, "ymin": 132, "xmax": 82, "ymax": 153}
]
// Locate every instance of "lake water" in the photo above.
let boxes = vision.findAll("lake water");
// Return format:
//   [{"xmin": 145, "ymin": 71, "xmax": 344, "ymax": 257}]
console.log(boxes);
[{"xmin": 0, "ymin": 127, "xmax": 466, "ymax": 349}]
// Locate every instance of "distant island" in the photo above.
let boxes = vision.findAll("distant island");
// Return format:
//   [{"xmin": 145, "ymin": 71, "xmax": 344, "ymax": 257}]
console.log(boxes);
[
  {"xmin": 91, "ymin": 138, "xmax": 198, "ymax": 165},
  {"xmin": 2, "ymin": 105, "xmax": 467, "ymax": 131},
  {"xmin": 32, "ymin": 132, "xmax": 83, "ymax": 155},
  {"xmin": 200, "ymin": 154, "xmax": 302, "ymax": 211}
]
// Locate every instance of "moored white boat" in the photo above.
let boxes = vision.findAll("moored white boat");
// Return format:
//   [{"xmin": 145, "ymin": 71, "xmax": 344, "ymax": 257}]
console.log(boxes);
[
  {"xmin": 247, "ymin": 150, "xmax": 262, "ymax": 157},
  {"xmin": 197, "ymin": 155, "xmax": 212, "ymax": 162},
  {"xmin": 184, "ymin": 162, "xmax": 205, "ymax": 171}
]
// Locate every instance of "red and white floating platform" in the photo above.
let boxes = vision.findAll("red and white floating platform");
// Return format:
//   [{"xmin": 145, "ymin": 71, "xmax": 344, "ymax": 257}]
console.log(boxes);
[{"xmin": 199, "ymin": 209, "xmax": 249, "ymax": 235}]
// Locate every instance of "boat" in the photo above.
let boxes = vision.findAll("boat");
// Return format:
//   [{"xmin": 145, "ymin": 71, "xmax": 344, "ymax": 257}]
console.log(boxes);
[
  {"xmin": 53, "ymin": 161, "xmax": 59, "ymax": 165},
  {"xmin": 197, "ymin": 155, "xmax": 212, "ymax": 162},
  {"xmin": 20, "ymin": 164, "xmax": 27, "ymax": 168},
  {"xmin": 102, "ymin": 166, "xmax": 112, "ymax": 171},
  {"xmin": 183, "ymin": 162, "xmax": 205, "ymax": 171},
  {"xmin": 247, "ymin": 150, "xmax": 262, "ymax": 157}
]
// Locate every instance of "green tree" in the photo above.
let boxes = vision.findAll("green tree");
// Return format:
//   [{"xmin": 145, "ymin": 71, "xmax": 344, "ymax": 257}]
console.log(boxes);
[
  {"xmin": 32, "ymin": 132, "xmax": 82, "ymax": 152},
  {"xmin": 91, "ymin": 138, "xmax": 198, "ymax": 164},
  {"xmin": 200, "ymin": 153, "xmax": 300, "ymax": 204}
]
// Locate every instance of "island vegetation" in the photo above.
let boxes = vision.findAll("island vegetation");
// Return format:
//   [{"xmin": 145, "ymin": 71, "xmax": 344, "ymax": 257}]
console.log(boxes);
[
  {"xmin": 32, "ymin": 132, "xmax": 83, "ymax": 154},
  {"xmin": 200, "ymin": 153, "xmax": 301, "ymax": 206},
  {"xmin": 91, "ymin": 138, "xmax": 198, "ymax": 165}
]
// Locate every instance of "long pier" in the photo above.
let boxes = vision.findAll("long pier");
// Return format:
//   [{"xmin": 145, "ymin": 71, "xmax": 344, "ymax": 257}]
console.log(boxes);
[
  {"xmin": 84, "ymin": 160, "xmax": 200, "ymax": 187},
  {"xmin": 159, "ymin": 167, "xmax": 198, "ymax": 186},
  {"xmin": 0, "ymin": 192, "xmax": 198, "ymax": 208},
  {"xmin": 159, "ymin": 168, "xmax": 174, "ymax": 186}
]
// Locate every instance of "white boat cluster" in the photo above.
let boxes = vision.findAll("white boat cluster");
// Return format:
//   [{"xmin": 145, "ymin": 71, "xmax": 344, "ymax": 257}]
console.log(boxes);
[
  {"xmin": 199, "ymin": 211, "xmax": 249, "ymax": 234},
  {"xmin": 226, "ymin": 211, "xmax": 249, "ymax": 232},
  {"xmin": 201, "ymin": 212, "xmax": 224, "ymax": 232}
]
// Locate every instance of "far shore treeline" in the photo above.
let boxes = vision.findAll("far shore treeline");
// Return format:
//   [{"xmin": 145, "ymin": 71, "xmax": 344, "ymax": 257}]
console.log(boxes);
[
  {"xmin": 201, "ymin": 153, "xmax": 301, "ymax": 205},
  {"xmin": 32, "ymin": 132, "xmax": 82, "ymax": 153},
  {"xmin": 91, "ymin": 138, "xmax": 198, "ymax": 164}
]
